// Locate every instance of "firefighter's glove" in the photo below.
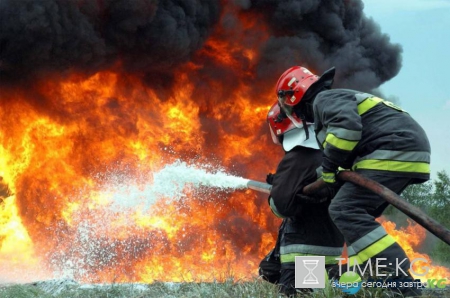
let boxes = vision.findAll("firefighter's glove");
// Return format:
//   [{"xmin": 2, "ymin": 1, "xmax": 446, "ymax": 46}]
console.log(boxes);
[
  {"xmin": 322, "ymin": 156, "xmax": 339, "ymax": 184},
  {"xmin": 266, "ymin": 173, "xmax": 275, "ymax": 185}
]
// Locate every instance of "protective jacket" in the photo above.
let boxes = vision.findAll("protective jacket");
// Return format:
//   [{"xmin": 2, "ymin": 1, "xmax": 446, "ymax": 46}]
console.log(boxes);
[
  {"xmin": 269, "ymin": 146, "xmax": 344, "ymax": 269},
  {"xmin": 313, "ymin": 89, "xmax": 431, "ymax": 182}
]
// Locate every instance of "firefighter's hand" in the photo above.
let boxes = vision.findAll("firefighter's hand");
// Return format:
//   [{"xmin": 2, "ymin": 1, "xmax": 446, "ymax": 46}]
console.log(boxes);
[
  {"xmin": 266, "ymin": 173, "xmax": 275, "ymax": 185},
  {"xmin": 311, "ymin": 184, "xmax": 336, "ymax": 201}
]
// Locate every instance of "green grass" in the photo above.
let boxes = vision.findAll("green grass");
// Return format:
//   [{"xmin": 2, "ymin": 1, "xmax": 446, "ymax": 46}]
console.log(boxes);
[{"xmin": 0, "ymin": 278, "xmax": 449, "ymax": 298}]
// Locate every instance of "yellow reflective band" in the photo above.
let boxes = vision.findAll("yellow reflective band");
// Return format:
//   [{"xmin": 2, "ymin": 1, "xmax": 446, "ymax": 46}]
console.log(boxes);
[
  {"xmin": 280, "ymin": 253, "xmax": 341, "ymax": 264},
  {"xmin": 352, "ymin": 159, "xmax": 430, "ymax": 174},
  {"xmin": 357, "ymin": 96, "xmax": 383, "ymax": 115},
  {"xmin": 322, "ymin": 172, "xmax": 336, "ymax": 183},
  {"xmin": 349, "ymin": 235, "xmax": 396, "ymax": 266},
  {"xmin": 325, "ymin": 133, "xmax": 358, "ymax": 151}
]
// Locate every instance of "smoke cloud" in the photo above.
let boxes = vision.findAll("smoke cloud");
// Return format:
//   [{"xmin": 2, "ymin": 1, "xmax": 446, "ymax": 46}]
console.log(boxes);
[
  {"xmin": 0, "ymin": 0, "xmax": 401, "ymax": 91},
  {"xmin": 0, "ymin": 0, "xmax": 221, "ymax": 82},
  {"xmin": 249, "ymin": 0, "xmax": 402, "ymax": 91}
]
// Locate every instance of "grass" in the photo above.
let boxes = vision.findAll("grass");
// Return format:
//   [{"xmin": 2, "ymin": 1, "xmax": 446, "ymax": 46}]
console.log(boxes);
[{"xmin": 0, "ymin": 278, "xmax": 449, "ymax": 298}]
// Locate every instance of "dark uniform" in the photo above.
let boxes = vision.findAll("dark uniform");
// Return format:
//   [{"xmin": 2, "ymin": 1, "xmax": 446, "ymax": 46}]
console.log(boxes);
[
  {"xmin": 260, "ymin": 145, "xmax": 344, "ymax": 295},
  {"xmin": 313, "ymin": 89, "xmax": 431, "ymax": 279},
  {"xmin": 258, "ymin": 219, "xmax": 285, "ymax": 284}
]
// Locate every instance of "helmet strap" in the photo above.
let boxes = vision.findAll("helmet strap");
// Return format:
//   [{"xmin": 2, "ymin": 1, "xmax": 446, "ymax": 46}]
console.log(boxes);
[{"xmin": 296, "ymin": 111, "xmax": 310, "ymax": 140}]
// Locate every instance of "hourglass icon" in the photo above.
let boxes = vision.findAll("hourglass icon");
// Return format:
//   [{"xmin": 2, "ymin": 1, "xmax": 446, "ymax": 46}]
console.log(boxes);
[{"xmin": 302, "ymin": 259, "xmax": 319, "ymax": 284}]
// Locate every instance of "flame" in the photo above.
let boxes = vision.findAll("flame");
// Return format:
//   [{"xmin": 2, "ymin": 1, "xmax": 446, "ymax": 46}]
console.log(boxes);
[
  {"xmin": 0, "ymin": 4, "xmax": 448, "ymax": 286},
  {"xmin": 379, "ymin": 218, "xmax": 450, "ymax": 282},
  {"xmin": 0, "ymin": 66, "xmax": 281, "ymax": 282},
  {"xmin": 0, "ymin": 7, "xmax": 281, "ymax": 283}
]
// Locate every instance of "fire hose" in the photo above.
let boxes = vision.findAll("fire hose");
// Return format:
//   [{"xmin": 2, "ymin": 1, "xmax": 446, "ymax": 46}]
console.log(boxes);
[{"xmin": 246, "ymin": 171, "xmax": 450, "ymax": 246}]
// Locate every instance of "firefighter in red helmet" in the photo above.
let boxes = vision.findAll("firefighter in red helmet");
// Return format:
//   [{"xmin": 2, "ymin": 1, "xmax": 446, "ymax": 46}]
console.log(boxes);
[
  {"xmin": 259, "ymin": 102, "xmax": 344, "ymax": 296},
  {"xmin": 274, "ymin": 66, "xmax": 431, "ymax": 297}
]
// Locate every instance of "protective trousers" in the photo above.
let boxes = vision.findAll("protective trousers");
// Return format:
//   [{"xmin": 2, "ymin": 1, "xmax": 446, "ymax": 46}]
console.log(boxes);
[
  {"xmin": 328, "ymin": 172, "xmax": 414, "ymax": 277},
  {"xmin": 258, "ymin": 219, "xmax": 285, "ymax": 284},
  {"xmin": 277, "ymin": 210, "xmax": 344, "ymax": 296}
]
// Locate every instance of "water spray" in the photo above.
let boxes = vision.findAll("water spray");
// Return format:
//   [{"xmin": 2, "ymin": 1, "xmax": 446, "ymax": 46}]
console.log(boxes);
[{"xmin": 104, "ymin": 160, "xmax": 272, "ymax": 210}]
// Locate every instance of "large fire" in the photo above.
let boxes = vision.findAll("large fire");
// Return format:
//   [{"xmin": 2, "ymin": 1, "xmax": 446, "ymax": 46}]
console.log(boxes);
[
  {"xmin": 380, "ymin": 219, "xmax": 450, "ymax": 282},
  {"xmin": 0, "ymin": 1, "xmax": 448, "ymax": 286},
  {"xmin": 0, "ymin": 69, "xmax": 278, "ymax": 283},
  {"xmin": 0, "ymin": 7, "xmax": 280, "ymax": 283}
]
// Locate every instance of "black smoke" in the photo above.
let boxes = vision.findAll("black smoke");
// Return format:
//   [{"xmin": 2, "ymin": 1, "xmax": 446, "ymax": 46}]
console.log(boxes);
[
  {"xmin": 0, "ymin": 0, "xmax": 222, "ymax": 84},
  {"xmin": 248, "ymin": 0, "xmax": 402, "ymax": 91},
  {"xmin": 0, "ymin": 0, "xmax": 401, "ymax": 92}
]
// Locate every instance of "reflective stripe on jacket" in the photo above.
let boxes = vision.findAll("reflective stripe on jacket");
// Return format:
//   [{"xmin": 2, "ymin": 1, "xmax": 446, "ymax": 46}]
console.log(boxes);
[{"xmin": 313, "ymin": 89, "xmax": 430, "ymax": 181}]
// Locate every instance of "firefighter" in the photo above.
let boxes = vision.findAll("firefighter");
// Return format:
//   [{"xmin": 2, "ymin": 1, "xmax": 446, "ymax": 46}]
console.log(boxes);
[
  {"xmin": 275, "ymin": 66, "xmax": 431, "ymax": 297},
  {"xmin": 259, "ymin": 102, "xmax": 344, "ymax": 296}
]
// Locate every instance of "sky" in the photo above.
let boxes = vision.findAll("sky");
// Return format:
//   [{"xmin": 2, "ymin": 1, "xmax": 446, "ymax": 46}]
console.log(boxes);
[{"xmin": 361, "ymin": 0, "xmax": 450, "ymax": 180}]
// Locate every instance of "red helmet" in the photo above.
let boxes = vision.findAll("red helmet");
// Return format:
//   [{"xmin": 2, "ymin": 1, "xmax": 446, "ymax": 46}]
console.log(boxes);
[
  {"xmin": 275, "ymin": 66, "xmax": 319, "ymax": 107},
  {"xmin": 267, "ymin": 102, "xmax": 298, "ymax": 145}
]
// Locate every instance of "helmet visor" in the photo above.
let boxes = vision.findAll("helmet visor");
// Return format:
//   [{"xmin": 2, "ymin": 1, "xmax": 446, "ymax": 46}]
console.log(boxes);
[{"xmin": 277, "ymin": 95, "xmax": 304, "ymax": 129}]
